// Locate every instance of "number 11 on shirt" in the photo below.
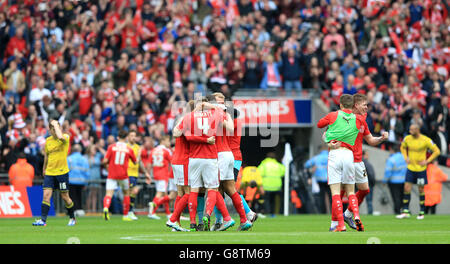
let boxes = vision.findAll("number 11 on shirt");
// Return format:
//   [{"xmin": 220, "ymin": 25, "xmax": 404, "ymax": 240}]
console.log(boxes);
[{"xmin": 115, "ymin": 151, "xmax": 126, "ymax": 165}]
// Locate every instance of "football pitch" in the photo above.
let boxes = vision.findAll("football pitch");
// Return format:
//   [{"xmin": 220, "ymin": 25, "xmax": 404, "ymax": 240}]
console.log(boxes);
[{"xmin": 1, "ymin": 214, "xmax": 450, "ymax": 244}]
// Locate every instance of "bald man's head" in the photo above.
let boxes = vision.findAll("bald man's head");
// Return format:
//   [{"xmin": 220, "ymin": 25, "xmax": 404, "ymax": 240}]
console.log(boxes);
[{"xmin": 409, "ymin": 124, "xmax": 420, "ymax": 137}]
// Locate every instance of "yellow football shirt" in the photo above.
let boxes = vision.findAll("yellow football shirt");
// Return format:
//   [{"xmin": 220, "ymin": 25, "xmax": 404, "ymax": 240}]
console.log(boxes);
[
  {"xmin": 241, "ymin": 166, "xmax": 263, "ymax": 186},
  {"xmin": 45, "ymin": 134, "xmax": 70, "ymax": 176},
  {"xmin": 127, "ymin": 143, "xmax": 141, "ymax": 177},
  {"xmin": 401, "ymin": 134, "xmax": 440, "ymax": 172}
]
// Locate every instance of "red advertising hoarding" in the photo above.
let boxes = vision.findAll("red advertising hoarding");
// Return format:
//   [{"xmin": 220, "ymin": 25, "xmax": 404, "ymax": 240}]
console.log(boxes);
[
  {"xmin": 232, "ymin": 97, "xmax": 312, "ymax": 127},
  {"xmin": 0, "ymin": 186, "xmax": 32, "ymax": 218}
]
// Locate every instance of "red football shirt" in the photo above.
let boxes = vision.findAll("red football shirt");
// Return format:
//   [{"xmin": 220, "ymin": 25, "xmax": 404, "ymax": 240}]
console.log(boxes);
[
  {"xmin": 216, "ymin": 125, "xmax": 231, "ymax": 153},
  {"xmin": 352, "ymin": 113, "xmax": 371, "ymax": 162},
  {"xmin": 168, "ymin": 160, "xmax": 174, "ymax": 179},
  {"xmin": 171, "ymin": 135, "xmax": 190, "ymax": 165},
  {"xmin": 105, "ymin": 142, "xmax": 137, "ymax": 180},
  {"xmin": 140, "ymin": 147, "xmax": 152, "ymax": 167},
  {"xmin": 78, "ymin": 87, "xmax": 93, "ymax": 115},
  {"xmin": 149, "ymin": 145, "xmax": 172, "ymax": 181},
  {"xmin": 181, "ymin": 109, "xmax": 227, "ymax": 159},
  {"xmin": 228, "ymin": 117, "xmax": 243, "ymax": 161}
]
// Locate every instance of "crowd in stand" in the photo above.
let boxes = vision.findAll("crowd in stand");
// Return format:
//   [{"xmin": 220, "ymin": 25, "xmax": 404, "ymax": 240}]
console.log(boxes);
[{"xmin": 0, "ymin": 0, "xmax": 449, "ymax": 182}]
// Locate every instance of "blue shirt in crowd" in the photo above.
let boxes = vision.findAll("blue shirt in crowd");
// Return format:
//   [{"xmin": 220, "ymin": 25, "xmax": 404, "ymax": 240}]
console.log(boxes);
[
  {"xmin": 88, "ymin": 152, "xmax": 103, "ymax": 187},
  {"xmin": 68, "ymin": 152, "xmax": 90, "ymax": 186},
  {"xmin": 383, "ymin": 152, "xmax": 407, "ymax": 184},
  {"xmin": 409, "ymin": 4, "xmax": 423, "ymax": 25},
  {"xmin": 340, "ymin": 62, "xmax": 359, "ymax": 86},
  {"xmin": 304, "ymin": 150, "xmax": 329, "ymax": 183}
]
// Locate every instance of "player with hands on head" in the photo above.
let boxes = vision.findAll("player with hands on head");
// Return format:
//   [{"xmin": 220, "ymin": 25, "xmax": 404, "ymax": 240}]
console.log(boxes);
[{"xmin": 33, "ymin": 120, "xmax": 76, "ymax": 227}]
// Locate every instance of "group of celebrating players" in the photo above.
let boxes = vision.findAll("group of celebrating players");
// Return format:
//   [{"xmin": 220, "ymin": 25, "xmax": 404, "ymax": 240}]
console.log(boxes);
[
  {"xmin": 31, "ymin": 91, "xmax": 442, "ymax": 232},
  {"xmin": 164, "ymin": 92, "xmax": 257, "ymax": 232},
  {"xmin": 33, "ymin": 92, "xmax": 257, "ymax": 232}
]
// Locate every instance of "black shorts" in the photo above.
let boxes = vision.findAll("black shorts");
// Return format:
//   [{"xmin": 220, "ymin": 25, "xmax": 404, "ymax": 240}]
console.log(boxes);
[
  {"xmin": 405, "ymin": 169, "xmax": 427, "ymax": 186},
  {"xmin": 43, "ymin": 173, "xmax": 70, "ymax": 192}
]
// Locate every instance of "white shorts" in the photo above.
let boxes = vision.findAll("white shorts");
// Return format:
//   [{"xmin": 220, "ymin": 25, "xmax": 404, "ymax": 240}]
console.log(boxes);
[
  {"xmin": 354, "ymin": 161, "xmax": 368, "ymax": 184},
  {"xmin": 172, "ymin": 164, "xmax": 189, "ymax": 186},
  {"xmin": 218, "ymin": 151, "xmax": 235, "ymax": 181},
  {"xmin": 327, "ymin": 148, "xmax": 355, "ymax": 185},
  {"xmin": 106, "ymin": 178, "xmax": 130, "ymax": 191},
  {"xmin": 188, "ymin": 158, "xmax": 219, "ymax": 189},
  {"xmin": 168, "ymin": 178, "xmax": 177, "ymax": 192},
  {"xmin": 155, "ymin": 180, "xmax": 168, "ymax": 193}
]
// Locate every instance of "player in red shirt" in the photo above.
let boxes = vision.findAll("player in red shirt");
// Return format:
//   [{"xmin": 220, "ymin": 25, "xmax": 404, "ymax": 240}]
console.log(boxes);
[
  {"xmin": 140, "ymin": 136, "xmax": 154, "ymax": 170},
  {"xmin": 166, "ymin": 100, "xmax": 215, "ymax": 231},
  {"xmin": 338, "ymin": 94, "xmax": 388, "ymax": 230},
  {"xmin": 208, "ymin": 93, "xmax": 252, "ymax": 231},
  {"xmin": 179, "ymin": 97, "xmax": 236, "ymax": 231},
  {"xmin": 166, "ymin": 156, "xmax": 178, "ymax": 216},
  {"xmin": 147, "ymin": 136, "xmax": 174, "ymax": 220},
  {"xmin": 225, "ymin": 100, "xmax": 259, "ymax": 224},
  {"xmin": 102, "ymin": 130, "xmax": 137, "ymax": 221}
]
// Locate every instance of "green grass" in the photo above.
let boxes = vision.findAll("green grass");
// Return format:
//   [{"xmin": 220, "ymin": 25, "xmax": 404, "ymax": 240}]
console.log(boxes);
[{"xmin": 1, "ymin": 214, "xmax": 450, "ymax": 244}]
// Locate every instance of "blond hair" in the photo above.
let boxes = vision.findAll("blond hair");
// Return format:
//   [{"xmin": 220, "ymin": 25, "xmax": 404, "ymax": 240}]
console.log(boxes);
[{"xmin": 212, "ymin": 92, "xmax": 225, "ymax": 100}]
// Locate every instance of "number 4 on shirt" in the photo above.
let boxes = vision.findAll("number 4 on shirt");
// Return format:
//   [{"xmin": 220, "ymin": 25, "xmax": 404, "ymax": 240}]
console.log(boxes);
[{"xmin": 197, "ymin": 117, "xmax": 210, "ymax": 135}]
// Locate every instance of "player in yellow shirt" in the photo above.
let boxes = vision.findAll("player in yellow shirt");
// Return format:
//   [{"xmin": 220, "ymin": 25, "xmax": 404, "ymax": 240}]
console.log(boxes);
[
  {"xmin": 127, "ymin": 130, "xmax": 151, "ymax": 220},
  {"xmin": 397, "ymin": 124, "xmax": 441, "ymax": 220},
  {"xmin": 240, "ymin": 166, "xmax": 264, "ymax": 216},
  {"xmin": 241, "ymin": 166, "xmax": 264, "ymax": 188},
  {"xmin": 33, "ymin": 120, "xmax": 76, "ymax": 226}
]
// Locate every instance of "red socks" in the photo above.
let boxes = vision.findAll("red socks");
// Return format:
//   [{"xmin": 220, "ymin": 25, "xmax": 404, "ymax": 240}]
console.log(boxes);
[
  {"xmin": 332, "ymin": 194, "xmax": 344, "ymax": 227},
  {"xmin": 154, "ymin": 195, "xmax": 170, "ymax": 206},
  {"xmin": 215, "ymin": 191, "xmax": 231, "ymax": 221},
  {"xmin": 347, "ymin": 194, "xmax": 360, "ymax": 219},
  {"xmin": 205, "ymin": 190, "xmax": 217, "ymax": 216},
  {"xmin": 170, "ymin": 194, "xmax": 189, "ymax": 223},
  {"xmin": 187, "ymin": 191, "xmax": 233, "ymax": 223},
  {"xmin": 103, "ymin": 195, "xmax": 111, "ymax": 209},
  {"xmin": 231, "ymin": 192, "xmax": 247, "ymax": 224},
  {"xmin": 152, "ymin": 195, "xmax": 170, "ymax": 214},
  {"xmin": 123, "ymin": 195, "xmax": 130, "ymax": 216},
  {"xmin": 356, "ymin": 189, "xmax": 370, "ymax": 206},
  {"xmin": 347, "ymin": 189, "xmax": 369, "ymax": 214},
  {"xmin": 340, "ymin": 190, "xmax": 348, "ymax": 204},
  {"xmin": 174, "ymin": 196, "xmax": 180, "ymax": 212},
  {"xmin": 164, "ymin": 201, "xmax": 171, "ymax": 215},
  {"xmin": 188, "ymin": 192, "xmax": 198, "ymax": 224}
]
